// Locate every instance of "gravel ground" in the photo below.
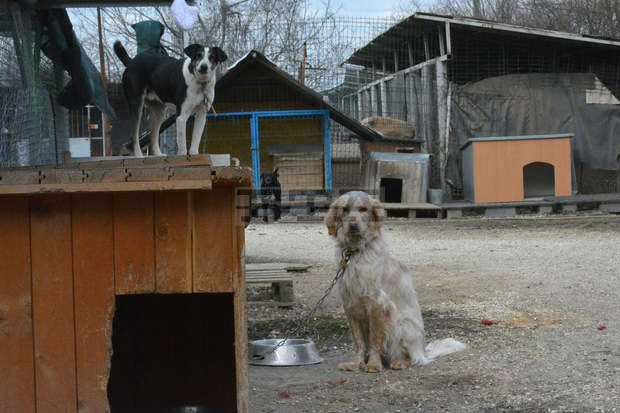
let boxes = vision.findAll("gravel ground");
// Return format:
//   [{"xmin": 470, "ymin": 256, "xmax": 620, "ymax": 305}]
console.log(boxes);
[{"xmin": 245, "ymin": 215, "xmax": 620, "ymax": 413}]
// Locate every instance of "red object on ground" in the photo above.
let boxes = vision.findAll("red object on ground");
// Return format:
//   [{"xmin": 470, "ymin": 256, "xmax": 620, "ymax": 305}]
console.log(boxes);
[
  {"xmin": 597, "ymin": 325, "xmax": 607, "ymax": 331},
  {"xmin": 481, "ymin": 319, "xmax": 498, "ymax": 325},
  {"xmin": 328, "ymin": 379, "xmax": 348, "ymax": 386},
  {"xmin": 280, "ymin": 391, "xmax": 291, "ymax": 399}
]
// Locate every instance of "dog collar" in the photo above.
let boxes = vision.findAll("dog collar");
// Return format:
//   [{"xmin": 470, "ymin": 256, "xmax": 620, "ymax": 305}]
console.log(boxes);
[{"xmin": 342, "ymin": 248, "xmax": 358, "ymax": 259}]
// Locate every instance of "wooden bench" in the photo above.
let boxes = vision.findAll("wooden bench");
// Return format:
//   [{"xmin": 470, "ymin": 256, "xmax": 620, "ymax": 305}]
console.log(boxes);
[{"xmin": 246, "ymin": 263, "xmax": 310, "ymax": 307}]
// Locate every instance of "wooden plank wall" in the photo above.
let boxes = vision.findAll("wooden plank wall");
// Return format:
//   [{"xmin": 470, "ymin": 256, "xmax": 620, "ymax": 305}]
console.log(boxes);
[{"xmin": 0, "ymin": 187, "xmax": 246, "ymax": 412}]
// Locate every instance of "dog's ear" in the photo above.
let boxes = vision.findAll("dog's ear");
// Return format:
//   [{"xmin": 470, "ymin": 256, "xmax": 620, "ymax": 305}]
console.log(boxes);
[
  {"xmin": 209, "ymin": 47, "xmax": 228, "ymax": 63},
  {"xmin": 325, "ymin": 204, "xmax": 340, "ymax": 237},
  {"xmin": 184, "ymin": 44, "xmax": 204, "ymax": 60},
  {"xmin": 325, "ymin": 195, "xmax": 348, "ymax": 237},
  {"xmin": 369, "ymin": 196, "xmax": 384, "ymax": 234},
  {"xmin": 274, "ymin": 167, "xmax": 279, "ymax": 176}
]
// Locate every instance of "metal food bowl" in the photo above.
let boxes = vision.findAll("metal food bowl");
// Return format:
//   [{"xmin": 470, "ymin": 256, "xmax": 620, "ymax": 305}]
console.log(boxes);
[{"xmin": 249, "ymin": 338, "xmax": 323, "ymax": 366}]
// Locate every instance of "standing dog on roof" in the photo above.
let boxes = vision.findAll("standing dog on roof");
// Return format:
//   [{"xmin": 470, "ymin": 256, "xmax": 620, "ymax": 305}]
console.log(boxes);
[
  {"xmin": 325, "ymin": 191, "xmax": 466, "ymax": 372},
  {"xmin": 114, "ymin": 41, "xmax": 227, "ymax": 157}
]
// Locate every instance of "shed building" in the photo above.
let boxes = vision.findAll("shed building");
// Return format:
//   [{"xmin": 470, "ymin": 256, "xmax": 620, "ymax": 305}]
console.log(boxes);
[{"xmin": 328, "ymin": 12, "xmax": 620, "ymax": 199}]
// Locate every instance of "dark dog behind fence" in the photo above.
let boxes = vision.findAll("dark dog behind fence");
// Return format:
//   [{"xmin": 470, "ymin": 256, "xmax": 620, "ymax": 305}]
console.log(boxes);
[{"xmin": 260, "ymin": 169, "xmax": 282, "ymax": 222}]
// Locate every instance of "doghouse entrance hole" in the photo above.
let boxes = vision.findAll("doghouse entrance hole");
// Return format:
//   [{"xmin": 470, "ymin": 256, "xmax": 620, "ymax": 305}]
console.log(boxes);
[
  {"xmin": 523, "ymin": 162, "xmax": 555, "ymax": 198},
  {"xmin": 380, "ymin": 178, "xmax": 407, "ymax": 217},
  {"xmin": 380, "ymin": 178, "xmax": 403, "ymax": 203},
  {"xmin": 107, "ymin": 293, "xmax": 236, "ymax": 413}
]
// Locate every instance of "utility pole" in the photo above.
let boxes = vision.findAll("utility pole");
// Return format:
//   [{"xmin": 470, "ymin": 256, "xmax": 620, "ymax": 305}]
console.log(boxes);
[{"xmin": 298, "ymin": 42, "xmax": 307, "ymax": 85}]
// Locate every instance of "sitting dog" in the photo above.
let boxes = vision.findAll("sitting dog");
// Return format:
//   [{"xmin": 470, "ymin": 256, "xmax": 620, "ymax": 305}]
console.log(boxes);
[
  {"xmin": 114, "ymin": 41, "xmax": 227, "ymax": 157},
  {"xmin": 259, "ymin": 168, "xmax": 282, "ymax": 222},
  {"xmin": 325, "ymin": 191, "xmax": 466, "ymax": 372}
]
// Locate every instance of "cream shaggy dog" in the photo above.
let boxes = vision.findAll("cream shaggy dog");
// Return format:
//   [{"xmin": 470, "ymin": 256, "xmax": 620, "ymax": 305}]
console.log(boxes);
[{"xmin": 325, "ymin": 191, "xmax": 466, "ymax": 372}]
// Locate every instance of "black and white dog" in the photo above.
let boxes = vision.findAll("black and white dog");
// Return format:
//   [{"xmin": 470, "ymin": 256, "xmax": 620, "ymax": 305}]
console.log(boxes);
[{"xmin": 114, "ymin": 41, "xmax": 227, "ymax": 157}]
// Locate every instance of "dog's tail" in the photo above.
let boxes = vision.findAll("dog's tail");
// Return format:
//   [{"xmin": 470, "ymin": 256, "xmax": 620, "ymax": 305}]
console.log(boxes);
[
  {"xmin": 424, "ymin": 338, "xmax": 467, "ymax": 363},
  {"xmin": 114, "ymin": 41, "xmax": 132, "ymax": 67}
]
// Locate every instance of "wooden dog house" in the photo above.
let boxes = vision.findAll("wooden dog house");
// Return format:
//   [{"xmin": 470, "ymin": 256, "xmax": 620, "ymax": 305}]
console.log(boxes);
[
  {"xmin": 0, "ymin": 156, "xmax": 251, "ymax": 413},
  {"xmin": 461, "ymin": 134, "xmax": 574, "ymax": 203}
]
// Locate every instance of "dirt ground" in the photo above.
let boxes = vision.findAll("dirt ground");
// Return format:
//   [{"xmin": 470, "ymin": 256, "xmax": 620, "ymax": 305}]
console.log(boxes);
[{"xmin": 244, "ymin": 214, "xmax": 620, "ymax": 413}]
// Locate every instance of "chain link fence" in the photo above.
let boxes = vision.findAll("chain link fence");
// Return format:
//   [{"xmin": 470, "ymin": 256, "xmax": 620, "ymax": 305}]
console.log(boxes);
[{"xmin": 0, "ymin": 87, "xmax": 60, "ymax": 168}]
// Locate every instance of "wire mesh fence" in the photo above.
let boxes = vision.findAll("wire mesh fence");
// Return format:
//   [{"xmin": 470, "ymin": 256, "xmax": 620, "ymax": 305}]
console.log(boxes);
[
  {"xmin": 0, "ymin": 88, "xmax": 59, "ymax": 168},
  {"xmin": 1, "ymin": 12, "xmax": 619, "ymax": 195}
]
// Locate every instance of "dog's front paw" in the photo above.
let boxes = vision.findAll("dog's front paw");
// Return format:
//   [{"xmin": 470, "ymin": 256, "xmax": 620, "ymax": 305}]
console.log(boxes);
[
  {"xmin": 338, "ymin": 361, "xmax": 362, "ymax": 371},
  {"xmin": 364, "ymin": 362, "xmax": 382, "ymax": 373},
  {"xmin": 133, "ymin": 148, "xmax": 144, "ymax": 157},
  {"xmin": 189, "ymin": 148, "xmax": 199, "ymax": 155},
  {"xmin": 390, "ymin": 359, "xmax": 410, "ymax": 370}
]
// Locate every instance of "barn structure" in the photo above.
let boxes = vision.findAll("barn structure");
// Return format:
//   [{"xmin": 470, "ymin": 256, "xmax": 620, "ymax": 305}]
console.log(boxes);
[
  {"xmin": 327, "ymin": 12, "xmax": 620, "ymax": 200},
  {"xmin": 202, "ymin": 49, "xmax": 387, "ymax": 195}
]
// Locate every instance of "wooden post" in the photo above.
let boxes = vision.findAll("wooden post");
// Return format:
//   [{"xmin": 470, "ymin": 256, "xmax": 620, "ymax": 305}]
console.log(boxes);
[
  {"xmin": 436, "ymin": 60, "xmax": 448, "ymax": 195},
  {"xmin": 408, "ymin": 42, "xmax": 414, "ymax": 67},
  {"xmin": 54, "ymin": 65, "xmax": 70, "ymax": 164},
  {"xmin": 9, "ymin": 2, "xmax": 37, "ymax": 89},
  {"xmin": 97, "ymin": 8, "xmax": 112, "ymax": 157}
]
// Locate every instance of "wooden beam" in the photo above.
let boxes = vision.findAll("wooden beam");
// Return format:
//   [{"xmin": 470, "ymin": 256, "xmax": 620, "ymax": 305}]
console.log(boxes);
[{"xmin": 0, "ymin": 180, "xmax": 213, "ymax": 194}]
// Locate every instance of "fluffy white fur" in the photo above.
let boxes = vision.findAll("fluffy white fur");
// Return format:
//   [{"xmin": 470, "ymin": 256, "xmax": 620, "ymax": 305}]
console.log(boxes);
[{"xmin": 325, "ymin": 191, "xmax": 466, "ymax": 372}]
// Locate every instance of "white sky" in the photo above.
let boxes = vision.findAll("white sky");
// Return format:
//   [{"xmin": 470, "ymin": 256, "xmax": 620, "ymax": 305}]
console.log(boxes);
[
  {"xmin": 331, "ymin": 0, "xmax": 397, "ymax": 17},
  {"xmin": 311, "ymin": 0, "xmax": 435, "ymax": 18}
]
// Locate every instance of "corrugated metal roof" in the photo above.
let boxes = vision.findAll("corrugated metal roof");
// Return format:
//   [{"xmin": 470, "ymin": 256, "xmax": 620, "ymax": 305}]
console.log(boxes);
[{"xmin": 347, "ymin": 12, "xmax": 620, "ymax": 68}]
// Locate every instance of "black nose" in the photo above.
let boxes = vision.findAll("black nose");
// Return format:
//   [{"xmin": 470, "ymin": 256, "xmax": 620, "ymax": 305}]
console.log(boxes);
[
  {"xmin": 199, "ymin": 65, "xmax": 208, "ymax": 73},
  {"xmin": 349, "ymin": 223, "xmax": 359, "ymax": 232}
]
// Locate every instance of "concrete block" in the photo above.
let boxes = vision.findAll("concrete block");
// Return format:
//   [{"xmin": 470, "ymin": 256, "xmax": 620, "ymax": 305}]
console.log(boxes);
[
  {"xmin": 600, "ymin": 203, "xmax": 620, "ymax": 213},
  {"xmin": 289, "ymin": 206, "xmax": 311, "ymax": 215},
  {"xmin": 538, "ymin": 206, "xmax": 553, "ymax": 215},
  {"xmin": 485, "ymin": 207, "xmax": 517, "ymax": 218},
  {"xmin": 562, "ymin": 204, "xmax": 577, "ymax": 213},
  {"xmin": 273, "ymin": 280, "xmax": 294, "ymax": 307},
  {"xmin": 446, "ymin": 209, "xmax": 462, "ymax": 219}
]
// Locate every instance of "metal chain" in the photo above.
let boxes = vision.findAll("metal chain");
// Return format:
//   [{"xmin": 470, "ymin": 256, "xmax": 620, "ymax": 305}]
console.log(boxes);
[{"xmin": 268, "ymin": 248, "xmax": 355, "ymax": 353}]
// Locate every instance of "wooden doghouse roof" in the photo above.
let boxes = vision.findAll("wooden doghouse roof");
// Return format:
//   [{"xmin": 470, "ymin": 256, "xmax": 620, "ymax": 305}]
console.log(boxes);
[
  {"xmin": 0, "ymin": 155, "xmax": 253, "ymax": 194},
  {"xmin": 217, "ymin": 50, "xmax": 386, "ymax": 142}
]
